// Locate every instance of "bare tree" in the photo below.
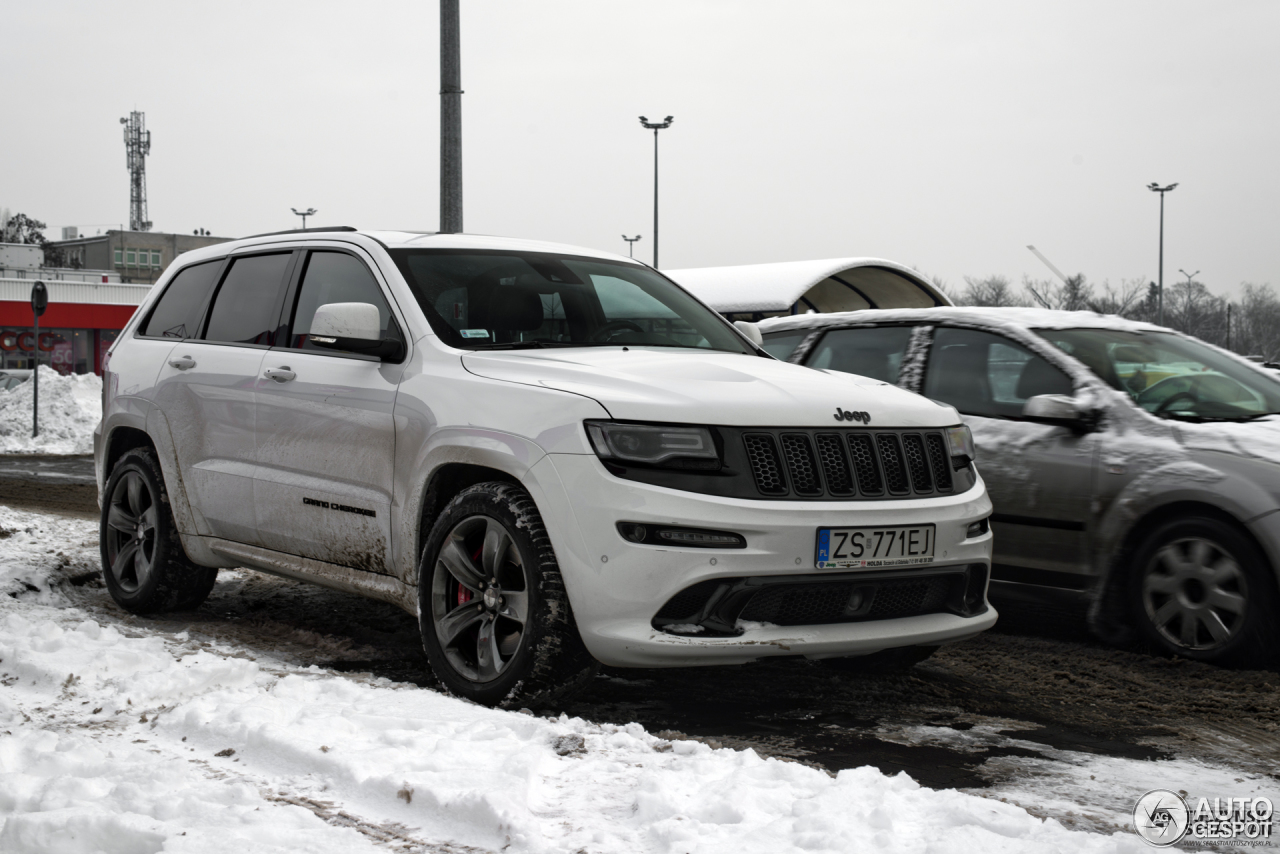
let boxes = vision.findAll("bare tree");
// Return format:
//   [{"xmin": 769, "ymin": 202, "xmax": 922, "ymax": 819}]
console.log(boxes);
[
  {"xmin": 1024, "ymin": 273, "xmax": 1093, "ymax": 311},
  {"xmin": 1087, "ymin": 279, "xmax": 1146, "ymax": 317},
  {"xmin": 1165, "ymin": 278, "xmax": 1229, "ymax": 346},
  {"xmin": 957, "ymin": 275, "xmax": 1026, "ymax": 306},
  {"xmin": 1231, "ymin": 283, "xmax": 1280, "ymax": 361}
]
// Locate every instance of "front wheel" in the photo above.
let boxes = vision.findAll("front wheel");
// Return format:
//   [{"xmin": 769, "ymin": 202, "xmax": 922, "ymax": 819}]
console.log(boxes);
[
  {"xmin": 418, "ymin": 482, "xmax": 598, "ymax": 707},
  {"xmin": 1128, "ymin": 515, "xmax": 1278, "ymax": 667}
]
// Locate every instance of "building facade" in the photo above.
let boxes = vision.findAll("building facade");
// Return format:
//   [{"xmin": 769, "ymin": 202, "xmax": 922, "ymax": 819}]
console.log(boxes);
[
  {"xmin": 46, "ymin": 229, "xmax": 230, "ymax": 285},
  {"xmin": 0, "ymin": 234, "xmax": 219, "ymax": 375}
]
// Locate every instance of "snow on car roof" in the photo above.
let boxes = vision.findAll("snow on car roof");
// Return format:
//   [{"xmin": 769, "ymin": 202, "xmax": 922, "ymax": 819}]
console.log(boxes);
[
  {"xmin": 757, "ymin": 305, "xmax": 1165, "ymax": 334},
  {"xmin": 665, "ymin": 258, "xmax": 949, "ymax": 313}
]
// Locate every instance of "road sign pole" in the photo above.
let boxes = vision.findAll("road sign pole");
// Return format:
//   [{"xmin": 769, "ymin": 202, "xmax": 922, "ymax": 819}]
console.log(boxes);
[{"xmin": 31, "ymin": 281, "xmax": 48, "ymax": 439}]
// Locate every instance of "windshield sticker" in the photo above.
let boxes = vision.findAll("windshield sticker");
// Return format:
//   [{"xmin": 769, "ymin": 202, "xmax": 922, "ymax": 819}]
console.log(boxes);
[{"xmin": 460, "ymin": 329, "xmax": 490, "ymax": 339}]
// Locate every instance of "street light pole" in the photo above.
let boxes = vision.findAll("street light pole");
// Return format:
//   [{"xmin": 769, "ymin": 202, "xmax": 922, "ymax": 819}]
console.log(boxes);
[
  {"xmin": 622, "ymin": 235, "xmax": 641, "ymax": 258},
  {"xmin": 291, "ymin": 207, "xmax": 317, "ymax": 229},
  {"xmin": 440, "ymin": 0, "xmax": 463, "ymax": 233},
  {"xmin": 639, "ymin": 116, "xmax": 673, "ymax": 268},
  {"xmin": 1147, "ymin": 182, "xmax": 1178, "ymax": 326}
]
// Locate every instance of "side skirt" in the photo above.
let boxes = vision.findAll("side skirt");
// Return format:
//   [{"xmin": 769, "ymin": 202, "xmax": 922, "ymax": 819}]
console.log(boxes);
[{"xmin": 205, "ymin": 538, "xmax": 419, "ymax": 616}]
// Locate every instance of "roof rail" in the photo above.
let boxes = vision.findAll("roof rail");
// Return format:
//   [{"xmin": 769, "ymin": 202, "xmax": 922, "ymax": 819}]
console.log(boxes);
[{"xmin": 243, "ymin": 226, "xmax": 359, "ymax": 239}]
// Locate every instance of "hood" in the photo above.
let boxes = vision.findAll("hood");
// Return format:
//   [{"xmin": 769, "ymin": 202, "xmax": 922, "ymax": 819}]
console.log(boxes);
[
  {"xmin": 461, "ymin": 348, "xmax": 959, "ymax": 428},
  {"xmin": 1176, "ymin": 415, "xmax": 1280, "ymax": 463}
]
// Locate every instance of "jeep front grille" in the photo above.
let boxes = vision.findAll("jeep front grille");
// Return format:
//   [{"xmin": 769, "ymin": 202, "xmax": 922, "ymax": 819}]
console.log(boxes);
[{"xmin": 742, "ymin": 429, "xmax": 953, "ymax": 500}]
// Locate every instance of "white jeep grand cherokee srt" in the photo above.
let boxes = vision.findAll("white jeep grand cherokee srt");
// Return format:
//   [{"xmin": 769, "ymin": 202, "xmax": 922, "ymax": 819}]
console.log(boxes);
[{"xmin": 95, "ymin": 228, "xmax": 996, "ymax": 706}]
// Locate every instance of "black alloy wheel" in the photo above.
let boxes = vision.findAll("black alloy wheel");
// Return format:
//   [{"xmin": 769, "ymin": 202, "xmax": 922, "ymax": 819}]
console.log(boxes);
[
  {"xmin": 104, "ymin": 468, "xmax": 159, "ymax": 594},
  {"xmin": 99, "ymin": 448, "xmax": 218, "ymax": 614},
  {"xmin": 431, "ymin": 514, "xmax": 530, "ymax": 683},
  {"xmin": 419, "ymin": 482, "xmax": 597, "ymax": 707}
]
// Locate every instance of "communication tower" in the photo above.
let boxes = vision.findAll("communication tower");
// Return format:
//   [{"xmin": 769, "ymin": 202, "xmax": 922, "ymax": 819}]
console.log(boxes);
[{"xmin": 120, "ymin": 111, "xmax": 153, "ymax": 232}]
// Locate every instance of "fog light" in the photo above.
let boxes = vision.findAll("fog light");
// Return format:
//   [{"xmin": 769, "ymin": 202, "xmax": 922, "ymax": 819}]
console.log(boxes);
[
  {"xmin": 965, "ymin": 518, "xmax": 990, "ymax": 538},
  {"xmin": 657, "ymin": 530, "xmax": 744, "ymax": 547},
  {"xmin": 616, "ymin": 522, "xmax": 746, "ymax": 549}
]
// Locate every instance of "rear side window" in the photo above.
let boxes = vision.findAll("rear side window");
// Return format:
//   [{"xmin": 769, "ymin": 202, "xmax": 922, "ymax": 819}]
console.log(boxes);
[
  {"xmin": 202, "ymin": 253, "xmax": 292, "ymax": 345},
  {"xmin": 808, "ymin": 325, "xmax": 915, "ymax": 384},
  {"xmin": 288, "ymin": 251, "xmax": 400, "ymax": 352},
  {"xmin": 924, "ymin": 327, "xmax": 1073, "ymax": 418},
  {"xmin": 140, "ymin": 260, "xmax": 222, "ymax": 338}
]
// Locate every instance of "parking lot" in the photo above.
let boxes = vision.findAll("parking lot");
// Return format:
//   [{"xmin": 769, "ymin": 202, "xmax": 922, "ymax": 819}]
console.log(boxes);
[{"xmin": 6, "ymin": 455, "xmax": 1275, "ymax": 839}]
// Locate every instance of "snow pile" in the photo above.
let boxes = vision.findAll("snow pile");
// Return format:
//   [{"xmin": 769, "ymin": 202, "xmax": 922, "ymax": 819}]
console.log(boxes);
[
  {"xmin": 0, "ymin": 505, "xmax": 1147, "ymax": 853},
  {"xmin": 0, "ymin": 367, "xmax": 101, "ymax": 455}
]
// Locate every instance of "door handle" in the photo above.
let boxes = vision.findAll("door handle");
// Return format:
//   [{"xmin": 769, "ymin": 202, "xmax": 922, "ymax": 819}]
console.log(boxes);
[
  {"xmin": 168, "ymin": 356, "xmax": 196, "ymax": 370},
  {"xmin": 264, "ymin": 367, "xmax": 296, "ymax": 383}
]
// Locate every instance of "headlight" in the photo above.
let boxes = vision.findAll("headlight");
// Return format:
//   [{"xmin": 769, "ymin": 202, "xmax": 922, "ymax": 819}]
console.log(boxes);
[
  {"xmin": 944, "ymin": 424, "xmax": 975, "ymax": 469},
  {"xmin": 586, "ymin": 421, "xmax": 720, "ymax": 469}
]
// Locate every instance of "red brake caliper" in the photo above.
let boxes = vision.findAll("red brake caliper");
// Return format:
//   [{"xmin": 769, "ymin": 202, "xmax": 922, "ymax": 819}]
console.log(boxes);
[{"xmin": 456, "ymin": 545, "xmax": 483, "ymax": 606}]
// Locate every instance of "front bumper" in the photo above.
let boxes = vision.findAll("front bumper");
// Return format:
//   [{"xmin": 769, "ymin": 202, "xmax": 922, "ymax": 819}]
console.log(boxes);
[{"xmin": 527, "ymin": 453, "xmax": 996, "ymax": 668}]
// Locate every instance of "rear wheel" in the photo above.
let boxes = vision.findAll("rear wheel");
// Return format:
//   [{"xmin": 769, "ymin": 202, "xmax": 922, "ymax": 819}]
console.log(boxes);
[
  {"xmin": 100, "ymin": 448, "xmax": 218, "ymax": 614},
  {"xmin": 418, "ymin": 482, "xmax": 597, "ymax": 707},
  {"xmin": 1128, "ymin": 515, "xmax": 1278, "ymax": 667}
]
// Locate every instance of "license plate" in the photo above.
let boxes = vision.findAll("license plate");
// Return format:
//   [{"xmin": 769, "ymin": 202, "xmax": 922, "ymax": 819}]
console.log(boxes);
[{"xmin": 816, "ymin": 525, "xmax": 936, "ymax": 569}]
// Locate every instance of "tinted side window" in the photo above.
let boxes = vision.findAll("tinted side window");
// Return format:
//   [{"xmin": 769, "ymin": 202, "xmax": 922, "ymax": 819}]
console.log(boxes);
[
  {"xmin": 761, "ymin": 329, "xmax": 810, "ymax": 361},
  {"xmin": 808, "ymin": 326, "xmax": 915, "ymax": 384},
  {"xmin": 924, "ymin": 327, "xmax": 1073, "ymax": 418},
  {"xmin": 202, "ymin": 253, "xmax": 292, "ymax": 345},
  {"xmin": 289, "ymin": 252, "xmax": 399, "ymax": 352},
  {"xmin": 141, "ymin": 260, "xmax": 222, "ymax": 338}
]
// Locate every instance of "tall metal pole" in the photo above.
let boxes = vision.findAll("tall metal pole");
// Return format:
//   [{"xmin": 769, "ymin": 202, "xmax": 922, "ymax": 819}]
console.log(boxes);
[
  {"xmin": 440, "ymin": 0, "xmax": 463, "ymax": 233},
  {"xmin": 622, "ymin": 235, "xmax": 641, "ymax": 258},
  {"xmin": 1147, "ymin": 182, "xmax": 1178, "ymax": 327},
  {"xmin": 639, "ymin": 116, "xmax": 673, "ymax": 268}
]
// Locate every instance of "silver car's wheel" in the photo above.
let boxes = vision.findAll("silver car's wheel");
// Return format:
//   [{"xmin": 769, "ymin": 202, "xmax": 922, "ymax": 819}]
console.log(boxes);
[
  {"xmin": 1141, "ymin": 536, "xmax": 1247, "ymax": 651},
  {"xmin": 430, "ymin": 514, "xmax": 530, "ymax": 683},
  {"xmin": 1129, "ymin": 515, "xmax": 1278, "ymax": 667}
]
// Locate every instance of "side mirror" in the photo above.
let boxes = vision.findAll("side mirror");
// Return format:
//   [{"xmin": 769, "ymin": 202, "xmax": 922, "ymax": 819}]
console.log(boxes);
[
  {"xmin": 733, "ymin": 320, "xmax": 763, "ymax": 347},
  {"xmin": 1022, "ymin": 394, "xmax": 1092, "ymax": 431},
  {"xmin": 308, "ymin": 302, "xmax": 404, "ymax": 361}
]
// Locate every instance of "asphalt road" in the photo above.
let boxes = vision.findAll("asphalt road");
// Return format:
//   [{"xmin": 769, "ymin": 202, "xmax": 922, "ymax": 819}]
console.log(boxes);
[{"xmin": 6, "ymin": 454, "xmax": 1278, "ymax": 836}]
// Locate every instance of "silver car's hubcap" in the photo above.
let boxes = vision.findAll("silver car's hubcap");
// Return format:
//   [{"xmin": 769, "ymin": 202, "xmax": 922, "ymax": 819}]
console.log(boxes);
[
  {"xmin": 1142, "ymin": 536, "xmax": 1248, "ymax": 651},
  {"xmin": 431, "ymin": 515, "xmax": 529, "ymax": 683},
  {"xmin": 105, "ymin": 471, "xmax": 158, "ymax": 593}
]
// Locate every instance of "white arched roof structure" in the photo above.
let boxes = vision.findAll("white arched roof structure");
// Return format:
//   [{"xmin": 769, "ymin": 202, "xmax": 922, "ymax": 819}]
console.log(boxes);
[{"xmin": 664, "ymin": 258, "xmax": 950, "ymax": 320}]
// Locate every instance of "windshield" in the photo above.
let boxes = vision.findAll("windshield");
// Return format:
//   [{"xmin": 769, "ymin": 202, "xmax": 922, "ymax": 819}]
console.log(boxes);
[
  {"xmin": 390, "ymin": 249, "xmax": 752, "ymax": 354},
  {"xmin": 1034, "ymin": 327, "xmax": 1280, "ymax": 422}
]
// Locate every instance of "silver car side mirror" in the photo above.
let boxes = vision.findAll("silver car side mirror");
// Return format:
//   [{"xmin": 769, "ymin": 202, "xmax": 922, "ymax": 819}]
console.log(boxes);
[
  {"xmin": 1022, "ymin": 394, "xmax": 1092, "ymax": 431},
  {"xmin": 733, "ymin": 320, "xmax": 763, "ymax": 347}
]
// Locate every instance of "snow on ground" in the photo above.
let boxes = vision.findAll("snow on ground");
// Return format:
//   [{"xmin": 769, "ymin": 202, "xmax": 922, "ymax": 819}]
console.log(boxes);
[
  {"xmin": 0, "ymin": 505, "xmax": 1149, "ymax": 854},
  {"xmin": 0, "ymin": 367, "xmax": 101, "ymax": 455},
  {"xmin": 872, "ymin": 718, "xmax": 1278, "ymax": 838}
]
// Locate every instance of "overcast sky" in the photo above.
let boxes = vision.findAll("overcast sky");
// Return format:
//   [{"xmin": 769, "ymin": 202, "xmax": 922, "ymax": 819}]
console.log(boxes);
[{"xmin": 4, "ymin": 1, "xmax": 1277, "ymax": 295}]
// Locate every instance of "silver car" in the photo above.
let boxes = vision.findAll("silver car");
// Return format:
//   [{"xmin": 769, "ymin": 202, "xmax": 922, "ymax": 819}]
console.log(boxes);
[{"xmin": 759, "ymin": 307, "xmax": 1280, "ymax": 667}]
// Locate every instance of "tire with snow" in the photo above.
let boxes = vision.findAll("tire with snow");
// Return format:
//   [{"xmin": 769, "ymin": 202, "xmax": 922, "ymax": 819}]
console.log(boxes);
[
  {"xmin": 418, "ymin": 482, "xmax": 598, "ymax": 708},
  {"xmin": 100, "ymin": 447, "xmax": 218, "ymax": 614},
  {"xmin": 1127, "ymin": 514, "xmax": 1279, "ymax": 667},
  {"xmin": 820, "ymin": 645, "xmax": 938, "ymax": 674}
]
